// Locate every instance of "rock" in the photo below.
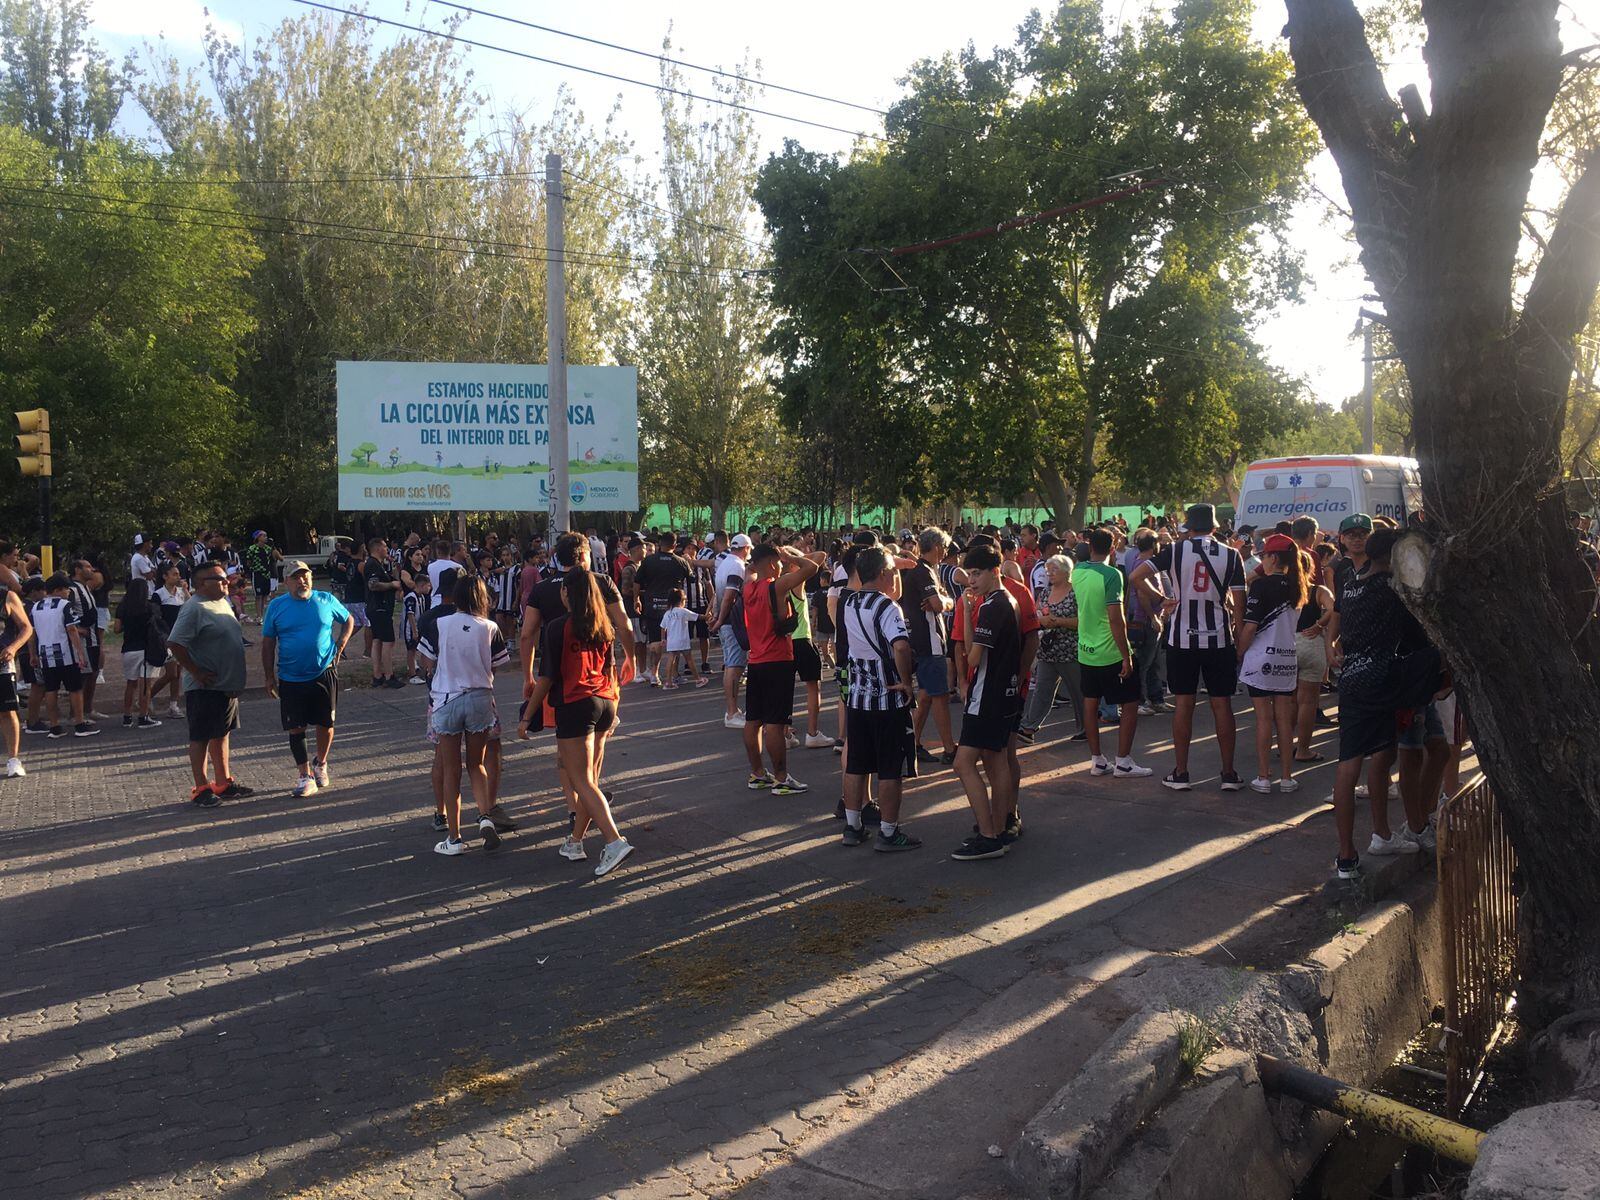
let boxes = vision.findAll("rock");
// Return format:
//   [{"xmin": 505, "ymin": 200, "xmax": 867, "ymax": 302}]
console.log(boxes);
[
  {"xmin": 1529, "ymin": 1010, "xmax": 1600, "ymax": 1103},
  {"xmin": 1467, "ymin": 1100, "xmax": 1600, "ymax": 1200}
]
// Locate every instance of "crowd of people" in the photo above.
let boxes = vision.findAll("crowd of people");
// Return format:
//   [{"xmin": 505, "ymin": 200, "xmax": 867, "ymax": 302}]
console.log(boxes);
[{"xmin": 0, "ymin": 497, "xmax": 1523, "ymax": 881}]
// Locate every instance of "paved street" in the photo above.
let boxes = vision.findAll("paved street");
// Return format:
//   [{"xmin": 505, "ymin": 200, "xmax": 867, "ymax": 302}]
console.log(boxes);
[{"xmin": 0, "ymin": 661, "xmax": 1371, "ymax": 1199}]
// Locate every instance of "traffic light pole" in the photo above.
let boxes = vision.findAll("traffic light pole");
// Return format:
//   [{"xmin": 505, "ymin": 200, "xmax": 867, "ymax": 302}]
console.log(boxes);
[
  {"xmin": 544, "ymin": 151, "xmax": 570, "ymax": 535},
  {"xmin": 38, "ymin": 475, "xmax": 50, "ymax": 577}
]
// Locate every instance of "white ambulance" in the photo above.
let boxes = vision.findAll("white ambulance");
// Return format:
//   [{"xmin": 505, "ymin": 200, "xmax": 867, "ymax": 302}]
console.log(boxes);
[{"xmin": 1235, "ymin": 455, "xmax": 1422, "ymax": 531}]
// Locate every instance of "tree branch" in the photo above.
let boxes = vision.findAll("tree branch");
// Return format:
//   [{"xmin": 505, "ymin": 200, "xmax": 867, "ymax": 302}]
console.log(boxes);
[
  {"xmin": 1283, "ymin": 0, "xmax": 1413, "ymax": 301},
  {"xmin": 1521, "ymin": 149, "xmax": 1600, "ymax": 351}
]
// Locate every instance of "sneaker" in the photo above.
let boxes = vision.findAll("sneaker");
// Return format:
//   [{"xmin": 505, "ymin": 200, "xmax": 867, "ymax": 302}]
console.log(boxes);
[
  {"xmin": 951, "ymin": 835, "xmax": 1007, "ymax": 861},
  {"xmin": 1137, "ymin": 704, "xmax": 1155, "ymax": 717},
  {"xmin": 999, "ymin": 814, "xmax": 1023, "ymax": 845},
  {"xmin": 770, "ymin": 776, "xmax": 809, "ymax": 796},
  {"xmin": 213, "ymin": 779, "xmax": 254, "ymax": 799},
  {"xmin": 91, "ymin": 708, "xmax": 115, "ymax": 720},
  {"xmin": 834, "ymin": 798, "xmax": 846, "ymax": 820},
  {"xmin": 700, "ymin": 661, "xmax": 711, "ymax": 673},
  {"xmin": 23, "ymin": 721, "xmax": 48, "ymax": 735},
  {"xmin": 861, "ymin": 801, "xmax": 882, "ymax": 827},
  {"xmin": 478, "ymin": 816, "xmax": 501, "ymax": 851},
  {"xmin": 46, "ymin": 725, "xmax": 66, "ymax": 739},
  {"xmin": 1368, "ymin": 828, "xmax": 1420, "ymax": 856},
  {"xmin": 122, "ymin": 714, "xmax": 134, "ymax": 727},
  {"xmin": 723, "ymin": 712, "xmax": 746, "ymax": 729},
  {"xmin": 746, "ymin": 773, "xmax": 775, "ymax": 790},
  {"xmin": 1219, "ymin": 771, "xmax": 1244, "ymax": 792},
  {"xmin": 137, "ymin": 715, "xmax": 162, "ymax": 728},
  {"xmin": 1279, "ymin": 778, "xmax": 1300, "ymax": 793},
  {"xmin": 1114, "ymin": 761, "xmax": 1153, "ymax": 779},
  {"xmin": 434, "ymin": 836, "xmax": 465, "ymax": 856},
  {"xmin": 387, "ymin": 676, "xmax": 407, "ymax": 689},
  {"xmin": 1161, "ymin": 770, "xmax": 1192, "ymax": 791},
  {"xmin": 1413, "ymin": 824, "xmax": 1437, "ymax": 853},
  {"xmin": 1250, "ymin": 776, "xmax": 1274, "ymax": 794},
  {"xmin": 166, "ymin": 703, "xmax": 182, "ymax": 718},
  {"xmin": 1089, "ymin": 760, "xmax": 1114, "ymax": 777},
  {"xmin": 784, "ymin": 729, "xmax": 800, "ymax": 749},
  {"xmin": 1355, "ymin": 782, "xmax": 1400, "ymax": 800},
  {"xmin": 804, "ymin": 731, "xmax": 833, "ymax": 749},
  {"xmin": 594, "ymin": 838, "xmax": 634, "ymax": 877},
  {"xmin": 410, "ymin": 674, "xmax": 428, "ymax": 685},
  {"xmin": 1070, "ymin": 729, "xmax": 1089, "ymax": 741},
  {"xmin": 190, "ymin": 785, "xmax": 220, "ymax": 808},
  {"xmin": 1015, "ymin": 726, "xmax": 1036, "ymax": 745},
  {"xmin": 311, "ymin": 759, "xmax": 330, "ymax": 788},
  {"xmin": 693, "ymin": 677, "xmax": 710, "ymax": 688},
  {"xmin": 292, "ymin": 775, "xmax": 319, "ymax": 798},
  {"xmin": 4, "ymin": 757, "xmax": 22, "ymax": 778},
  {"xmin": 875, "ymin": 828, "xmax": 922, "ymax": 852},
  {"xmin": 841, "ymin": 824, "xmax": 867, "ymax": 847},
  {"xmin": 939, "ymin": 750, "xmax": 956, "ymax": 766},
  {"xmin": 915, "ymin": 745, "xmax": 940, "ymax": 764},
  {"xmin": 559, "ymin": 837, "xmax": 587, "ymax": 861},
  {"xmin": 431, "ymin": 812, "xmax": 448, "ymax": 832},
  {"xmin": 832, "ymin": 740, "xmax": 843, "ymax": 754},
  {"xmin": 484, "ymin": 804, "xmax": 519, "ymax": 833},
  {"xmin": 73, "ymin": 723, "xmax": 99, "ymax": 738},
  {"xmin": 1335, "ymin": 855, "xmax": 1361, "ymax": 880}
]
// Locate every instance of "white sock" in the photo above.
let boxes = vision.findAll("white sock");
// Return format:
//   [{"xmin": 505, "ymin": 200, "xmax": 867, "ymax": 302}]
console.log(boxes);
[
  {"xmin": 1116, "ymin": 755, "xmax": 1134, "ymax": 768},
  {"xmin": 879, "ymin": 821, "xmax": 897, "ymax": 839},
  {"xmin": 1092, "ymin": 755, "xmax": 1109, "ymax": 767},
  {"xmin": 845, "ymin": 808, "xmax": 863, "ymax": 829}
]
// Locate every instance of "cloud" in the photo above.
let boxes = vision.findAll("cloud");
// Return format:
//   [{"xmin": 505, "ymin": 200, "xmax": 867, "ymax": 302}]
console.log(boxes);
[{"xmin": 90, "ymin": 0, "xmax": 244, "ymax": 50}]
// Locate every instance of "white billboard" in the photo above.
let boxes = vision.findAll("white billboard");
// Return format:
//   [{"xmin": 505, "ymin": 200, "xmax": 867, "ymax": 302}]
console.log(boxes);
[{"xmin": 335, "ymin": 360, "xmax": 639, "ymax": 512}]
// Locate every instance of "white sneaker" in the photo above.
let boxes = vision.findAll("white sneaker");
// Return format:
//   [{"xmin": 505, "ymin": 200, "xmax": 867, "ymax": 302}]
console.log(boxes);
[
  {"xmin": 1114, "ymin": 760, "xmax": 1153, "ymax": 778},
  {"xmin": 433, "ymin": 836, "xmax": 465, "ymax": 856},
  {"xmin": 558, "ymin": 838, "xmax": 587, "ymax": 861},
  {"xmin": 722, "ymin": 712, "xmax": 746, "ymax": 729},
  {"xmin": 410, "ymin": 674, "xmax": 428, "ymax": 685},
  {"xmin": 1089, "ymin": 760, "xmax": 1114, "ymax": 777},
  {"xmin": 1355, "ymin": 782, "xmax": 1399, "ymax": 800},
  {"xmin": 804, "ymin": 731, "xmax": 833, "ymax": 749},
  {"xmin": 785, "ymin": 730, "xmax": 800, "ymax": 749},
  {"xmin": 292, "ymin": 775, "xmax": 319, "ymax": 798},
  {"xmin": 311, "ymin": 759, "xmax": 330, "ymax": 788},
  {"xmin": 166, "ymin": 703, "xmax": 182, "ymax": 718},
  {"xmin": 5, "ymin": 757, "xmax": 23, "ymax": 778},
  {"xmin": 1412, "ymin": 823, "xmax": 1437, "ymax": 853},
  {"xmin": 1250, "ymin": 776, "xmax": 1274, "ymax": 794},
  {"xmin": 1137, "ymin": 704, "xmax": 1155, "ymax": 717},
  {"xmin": 1368, "ymin": 828, "xmax": 1420, "ymax": 856},
  {"xmin": 1279, "ymin": 777, "xmax": 1300, "ymax": 793},
  {"xmin": 594, "ymin": 838, "xmax": 634, "ymax": 877},
  {"xmin": 478, "ymin": 816, "xmax": 501, "ymax": 851}
]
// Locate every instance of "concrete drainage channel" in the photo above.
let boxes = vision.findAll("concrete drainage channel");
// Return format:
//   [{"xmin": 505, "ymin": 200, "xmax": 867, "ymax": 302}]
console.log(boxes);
[{"xmin": 1010, "ymin": 856, "xmax": 1447, "ymax": 1200}]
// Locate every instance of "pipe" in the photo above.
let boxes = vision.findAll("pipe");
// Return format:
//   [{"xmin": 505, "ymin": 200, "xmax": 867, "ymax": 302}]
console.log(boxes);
[{"xmin": 1257, "ymin": 1055, "xmax": 1485, "ymax": 1166}]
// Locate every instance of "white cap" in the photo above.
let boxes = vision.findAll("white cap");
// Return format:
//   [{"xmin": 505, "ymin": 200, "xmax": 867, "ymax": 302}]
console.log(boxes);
[
  {"xmin": 703, "ymin": 533, "xmax": 714, "ymax": 545},
  {"xmin": 730, "ymin": 534, "xmax": 753, "ymax": 549}
]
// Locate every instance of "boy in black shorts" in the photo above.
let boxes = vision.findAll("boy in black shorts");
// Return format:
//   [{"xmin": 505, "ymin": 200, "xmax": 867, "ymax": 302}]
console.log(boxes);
[{"xmin": 951, "ymin": 545, "xmax": 1020, "ymax": 860}]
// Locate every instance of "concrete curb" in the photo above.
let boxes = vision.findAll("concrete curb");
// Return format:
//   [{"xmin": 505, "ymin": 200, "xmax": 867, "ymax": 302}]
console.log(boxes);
[{"xmin": 1008, "ymin": 1008, "xmax": 1185, "ymax": 1200}]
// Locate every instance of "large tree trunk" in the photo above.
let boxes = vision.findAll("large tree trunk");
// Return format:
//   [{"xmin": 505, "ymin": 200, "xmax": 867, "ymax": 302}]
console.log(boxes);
[
  {"xmin": 1070, "ymin": 404, "xmax": 1096, "ymax": 528},
  {"xmin": 1286, "ymin": 0, "xmax": 1600, "ymax": 1022},
  {"xmin": 1035, "ymin": 458, "xmax": 1075, "ymax": 528}
]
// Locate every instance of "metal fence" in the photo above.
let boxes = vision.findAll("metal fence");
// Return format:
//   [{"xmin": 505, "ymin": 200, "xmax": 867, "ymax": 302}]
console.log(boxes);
[{"xmin": 1437, "ymin": 774, "xmax": 1519, "ymax": 1112}]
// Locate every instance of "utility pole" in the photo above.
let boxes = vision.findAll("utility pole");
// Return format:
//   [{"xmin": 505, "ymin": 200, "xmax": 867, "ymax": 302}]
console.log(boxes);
[
  {"xmin": 544, "ymin": 151, "xmax": 570, "ymax": 534},
  {"xmin": 1361, "ymin": 317, "xmax": 1375, "ymax": 455}
]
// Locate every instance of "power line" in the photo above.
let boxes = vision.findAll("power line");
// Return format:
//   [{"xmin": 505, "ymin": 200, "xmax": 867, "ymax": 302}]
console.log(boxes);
[
  {"xmin": 0, "ymin": 192, "xmax": 770, "ymax": 278},
  {"xmin": 428, "ymin": 2, "xmax": 885, "ymax": 117},
  {"xmin": 0, "ymin": 166, "xmax": 544, "ymax": 187},
  {"xmin": 289, "ymin": 0, "xmax": 885, "ymax": 144}
]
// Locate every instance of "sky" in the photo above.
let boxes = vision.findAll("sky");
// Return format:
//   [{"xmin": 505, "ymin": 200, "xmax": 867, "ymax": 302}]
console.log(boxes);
[{"xmin": 84, "ymin": 0, "xmax": 1600, "ymax": 409}]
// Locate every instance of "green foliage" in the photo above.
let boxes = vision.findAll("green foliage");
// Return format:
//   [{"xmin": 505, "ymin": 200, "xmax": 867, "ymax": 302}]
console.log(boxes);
[
  {"xmin": 0, "ymin": 0, "xmax": 125, "ymax": 159},
  {"xmin": 0, "ymin": 126, "xmax": 260, "ymax": 549},
  {"xmin": 757, "ymin": 0, "xmax": 1318, "ymax": 522}
]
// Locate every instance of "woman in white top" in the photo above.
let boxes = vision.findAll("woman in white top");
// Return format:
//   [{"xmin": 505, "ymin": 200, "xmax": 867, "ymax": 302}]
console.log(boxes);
[
  {"xmin": 1237, "ymin": 534, "xmax": 1308, "ymax": 794},
  {"xmin": 151, "ymin": 562, "xmax": 191, "ymax": 718}
]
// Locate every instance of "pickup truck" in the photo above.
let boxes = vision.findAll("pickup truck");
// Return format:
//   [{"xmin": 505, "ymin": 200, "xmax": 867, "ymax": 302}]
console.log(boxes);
[{"xmin": 286, "ymin": 535, "xmax": 355, "ymax": 574}]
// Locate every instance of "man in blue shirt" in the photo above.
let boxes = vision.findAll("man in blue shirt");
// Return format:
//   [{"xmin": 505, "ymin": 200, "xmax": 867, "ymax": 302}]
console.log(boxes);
[{"xmin": 261, "ymin": 561, "xmax": 352, "ymax": 797}]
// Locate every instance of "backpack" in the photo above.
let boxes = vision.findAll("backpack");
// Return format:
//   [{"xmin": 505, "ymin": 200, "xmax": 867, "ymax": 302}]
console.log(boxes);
[
  {"xmin": 770, "ymin": 580, "xmax": 800, "ymax": 637},
  {"xmin": 727, "ymin": 591, "xmax": 750, "ymax": 652}
]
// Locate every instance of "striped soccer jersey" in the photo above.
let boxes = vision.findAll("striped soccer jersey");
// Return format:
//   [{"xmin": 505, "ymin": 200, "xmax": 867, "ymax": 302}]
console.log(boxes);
[
  {"xmin": 31, "ymin": 595, "xmax": 79, "ymax": 668},
  {"xmin": 839, "ymin": 590, "xmax": 910, "ymax": 711},
  {"xmin": 1152, "ymin": 536, "xmax": 1246, "ymax": 650}
]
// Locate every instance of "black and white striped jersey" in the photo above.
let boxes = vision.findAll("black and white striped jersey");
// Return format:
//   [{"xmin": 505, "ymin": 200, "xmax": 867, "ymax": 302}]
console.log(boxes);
[
  {"xmin": 67, "ymin": 580, "xmax": 99, "ymax": 649},
  {"xmin": 490, "ymin": 565, "xmax": 521, "ymax": 613},
  {"xmin": 838, "ymin": 590, "xmax": 910, "ymax": 711},
  {"xmin": 31, "ymin": 595, "xmax": 78, "ymax": 668},
  {"xmin": 1150, "ymin": 537, "xmax": 1246, "ymax": 650}
]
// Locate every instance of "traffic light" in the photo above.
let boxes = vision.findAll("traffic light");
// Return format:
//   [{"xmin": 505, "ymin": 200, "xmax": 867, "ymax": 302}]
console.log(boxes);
[{"xmin": 14, "ymin": 409, "xmax": 50, "ymax": 477}]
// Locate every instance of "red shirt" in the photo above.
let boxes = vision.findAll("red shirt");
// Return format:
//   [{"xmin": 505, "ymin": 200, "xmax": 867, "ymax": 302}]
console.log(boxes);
[
  {"xmin": 1017, "ymin": 545, "xmax": 1042, "ymax": 580},
  {"xmin": 539, "ymin": 614, "xmax": 619, "ymax": 704},
  {"xmin": 743, "ymin": 577, "xmax": 794, "ymax": 664},
  {"xmin": 954, "ymin": 574, "xmax": 1040, "ymax": 641}
]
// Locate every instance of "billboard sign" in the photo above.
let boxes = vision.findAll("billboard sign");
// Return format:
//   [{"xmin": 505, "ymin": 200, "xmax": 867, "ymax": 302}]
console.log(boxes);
[{"xmin": 335, "ymin": 360, "xmax": 638, "ymax": 511}]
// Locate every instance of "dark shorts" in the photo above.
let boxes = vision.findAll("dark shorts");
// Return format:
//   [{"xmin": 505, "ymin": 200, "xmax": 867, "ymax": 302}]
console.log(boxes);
[
  {"xmin": 554, "ymin": 696, "xmax": 616, "ymax": 740},
  {"xmin": 368, "ymin": 607, "xmax": 396, "ymax": 644},
  {"xmin": 642, "ymin": 601, "xmax": 668, "ymax": 645},
  {"xmin": 1165, "ymin": 646, "xmax": 1238, "ymax": 697},
  {"xmin": 1079, "ymin": 661, "xmax": 1138, "ymax": 706},
  {"xmin": 691, "ymin": 616, "xmax": 709, "ymax": 641},
  {"xmin": 0, "ymin": 674, "xmax": 18, "ymax": 712},
  {"xmin": 41, "ymin": 664, "xmax": 83, "ymax": 694},
  {"xmin": 959, "ymin": 710, "xmax": 1016, "ymax": 753},
  {"xmin": 278, "ymin": 668, "xmax": 338, "ymax": 730},
  {"xmin": 793, "ymin": 638, "xmax": 822, "ymax": 683},
  {"xmin": 845, "ymin": 705, "xmax": 916, "ymax": 780},
  {"xmin": 745, "ymin": 661, "xmax": 796, "ymax": 725},
  {"xmin": 186, "ymin": 689, "xmax": 240, "ymax": 742},
  {"xmin": 1338, "ymin": 695, "xmax": 1399, "ymax": 763},
  {"xmin": 252, "ymin": 571, "xmax": 272, "ymax": 596},
  {"xmin": 1247, "ymin": 684, "xmax": 1294, "ymax": 700},
  {"xmin": 915, "ymin": 654, "xmax": 949, "ymax": 697}
]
